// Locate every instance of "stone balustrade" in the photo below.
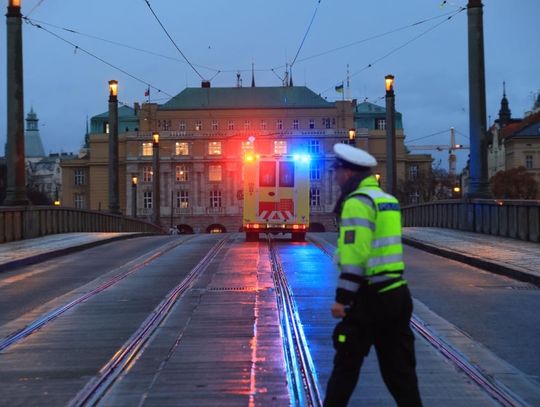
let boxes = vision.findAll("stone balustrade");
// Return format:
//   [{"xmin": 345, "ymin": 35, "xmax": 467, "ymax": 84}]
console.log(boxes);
[
  {"xmin": 402, "ymin": 199, "xmax": 540, "ymax": 243},
  {"xmin": 0, "ymin": 206, "xmax": 162, "ymax": 243}
]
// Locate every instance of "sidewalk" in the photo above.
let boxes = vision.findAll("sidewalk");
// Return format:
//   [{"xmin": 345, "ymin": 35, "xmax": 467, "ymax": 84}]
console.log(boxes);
[
  {"xmin": 402, "ymin": 227, "xmax": 540, "ymax": 285},
  {"xmin": 0, "ymin": 232, "xmax": 149, "ymax": 272}
]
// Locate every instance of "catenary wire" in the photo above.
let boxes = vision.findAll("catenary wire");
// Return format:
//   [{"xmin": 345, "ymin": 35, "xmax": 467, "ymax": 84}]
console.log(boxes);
[
  {"xmin": 143, "ymin": 0, "xmax": 205, "ymax": 80},
  {"xmin": 320, "ymin": 7, "xmax": 465, "ymax": 95},
  {"xmin": 24, "ymin": 18, "xmax": 174, "ymax": 98},
  {"xmin": 406, "ymin": 129, "xmax": 452, "ymax": 143},
  {"xmin": 290, "ymin": 0, "xmax": 322, "ymax": 68},
  {"xmin": 293, "ymin": 8, "xmax": 461, "ymax": 67}
]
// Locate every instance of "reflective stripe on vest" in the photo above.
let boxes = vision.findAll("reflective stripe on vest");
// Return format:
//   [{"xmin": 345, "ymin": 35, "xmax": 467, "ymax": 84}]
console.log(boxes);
[
  {"xmin": 371, "ymin": 235, "xmax": 401, "ymax": 248},
  {"xmin": 340, "ymin": 217, "xmax": 376, "ymax": 230}
]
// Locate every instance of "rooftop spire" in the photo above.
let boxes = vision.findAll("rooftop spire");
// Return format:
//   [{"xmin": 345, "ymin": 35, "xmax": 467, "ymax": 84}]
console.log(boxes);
[
  {"xmin": 498, "ymin": 81, "xmax": 511, "ymax": 126},
  {"xmin": 251, "ymin": 61, "xmax": 255, "ymax": 87}
]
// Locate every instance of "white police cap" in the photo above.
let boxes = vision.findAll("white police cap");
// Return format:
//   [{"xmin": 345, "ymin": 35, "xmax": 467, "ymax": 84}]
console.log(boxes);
[{"xmin": 333, "ymin": 143, "xmax": 377, "ymax": 168}]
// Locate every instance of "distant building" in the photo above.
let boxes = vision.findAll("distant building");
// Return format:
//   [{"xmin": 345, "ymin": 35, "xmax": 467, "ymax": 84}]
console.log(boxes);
[
  {"xmin": 488, "ymin": 88, "xmax": 540, "ymax": 190},
  {"xmin": 61, "ymin": 83, "xmax": 432, "ymax": 231}
]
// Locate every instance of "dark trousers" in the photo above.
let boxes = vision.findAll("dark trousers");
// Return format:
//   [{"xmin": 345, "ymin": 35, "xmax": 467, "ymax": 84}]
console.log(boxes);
[{"xmin": 324, "ymin": 285, "xmax": 422, "ymax": 407}]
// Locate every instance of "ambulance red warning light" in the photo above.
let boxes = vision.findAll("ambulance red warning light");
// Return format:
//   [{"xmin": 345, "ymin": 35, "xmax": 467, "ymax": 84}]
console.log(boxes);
[{"xmin": 243, "ymin": 153, "xmax": 310, "ymax": 242}]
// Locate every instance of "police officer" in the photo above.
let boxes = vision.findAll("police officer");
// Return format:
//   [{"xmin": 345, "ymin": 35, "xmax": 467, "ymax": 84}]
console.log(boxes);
[{"xmin": 324, "ymin": 143, "xmax": 422, "ymax": 407}]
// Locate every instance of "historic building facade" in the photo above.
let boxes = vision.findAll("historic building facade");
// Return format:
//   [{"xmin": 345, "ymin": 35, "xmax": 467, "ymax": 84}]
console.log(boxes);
[
  {"xmin": 61, "ymin": 84, "xmax": 431, "ymax": 232},
  {"xmin": 488, "ymin": 90, "xmax": 540, "ymax": 188}
]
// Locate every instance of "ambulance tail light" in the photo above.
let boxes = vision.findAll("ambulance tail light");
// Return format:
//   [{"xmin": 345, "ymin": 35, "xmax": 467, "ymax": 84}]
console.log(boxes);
[{"xmin": 292, "ymin": 224, "xmax": 307, "ymax": 230}]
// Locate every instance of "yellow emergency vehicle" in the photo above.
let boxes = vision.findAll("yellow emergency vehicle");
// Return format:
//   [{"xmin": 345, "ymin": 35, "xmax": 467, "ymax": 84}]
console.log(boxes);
[{"xmin": 243, "ymin": 153, "xmax": 310, "ymax": 241}]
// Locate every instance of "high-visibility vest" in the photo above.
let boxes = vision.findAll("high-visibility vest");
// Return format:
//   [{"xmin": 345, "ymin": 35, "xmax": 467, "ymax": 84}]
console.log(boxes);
[{"xmin": 335, "ymin": 175, "xmax": 406, "ymax": 304}]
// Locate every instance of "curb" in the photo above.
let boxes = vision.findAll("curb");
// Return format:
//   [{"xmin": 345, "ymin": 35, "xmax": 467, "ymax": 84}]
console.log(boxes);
[
  {"xmin": 0, "ymin": 233, "xmax": 157, "ymax": 273},
  {"xmin": 403, "ymin": 237, "xmax": 540, "ymax": 287}
]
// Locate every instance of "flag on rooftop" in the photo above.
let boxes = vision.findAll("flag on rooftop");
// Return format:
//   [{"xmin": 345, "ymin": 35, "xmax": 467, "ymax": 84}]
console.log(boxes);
[{"xmin": 335, "ymin": 83, "xmax": 344, "ymax": 93}]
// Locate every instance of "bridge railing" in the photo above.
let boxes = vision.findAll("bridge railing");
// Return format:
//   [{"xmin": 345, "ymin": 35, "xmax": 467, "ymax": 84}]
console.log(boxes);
[
  {"xmin": 402, "ymin": 199, "xmax": 540, "ymax": 243},
  {"xmin": 0, "ymin": 206, "xmax": 162, "ymax": 243}
]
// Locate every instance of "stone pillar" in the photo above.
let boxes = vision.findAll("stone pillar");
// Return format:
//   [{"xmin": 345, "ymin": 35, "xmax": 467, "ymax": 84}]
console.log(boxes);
[{"xmin": 3, "ymin": 2, "xmax": 29, "ymax": 205}]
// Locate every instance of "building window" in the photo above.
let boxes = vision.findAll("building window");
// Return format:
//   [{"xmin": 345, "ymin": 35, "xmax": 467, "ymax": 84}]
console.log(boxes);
[
  {"xmin": 175, "ymin": 165, "xmax": 189, "ymax": 181},
  {"xmin": 175, "ymin": 142, "xmax": 189, "ymax": 156},
  {"xmin": 176, "ymin": 190, "xmax": 189, "ymax": 208},
  {"xmin": 274, "ymin": 140, "xmax": 287, "ymax": 154},
  {"xmin": 179, "ymin": 120, "xmax": 186, "ymax": 131},
  {"xmin": 322, "ymin": 118, "xmax": 331, "ymax": 129},
  {"xmin": 310, "ymin": 187, "xmax": 321, "ymax": 206},
  {"xmin": 408, "ymin": 191, "xmax": 419, "ymax": 204},
  {"xmin": 308, "ymin": 139, "xmax": 320, "ymax": 154},
  {"xmin": 277, "ymin": 119, "xmax": 283, "ymax": 130},
  {"xmin": 241, "ymin": 141, "xmax": 254, "ymax": 154},
  {"xmin": 310, "ymin": 162, "xmax": 321, "ymax": 180},
  {"xmin": 195, "ymin": 120, "xmax": 202, "ymax": 131},
  {"xmin": 525, "ymin": 155, "xmax": 534, "ymax": 169},
  {"xmin": 143, "ymin": 166, "xmax": 153, "ymax": 182},
  {"xmin": 228, "ymin": 120, "xmax": 235, "ymax": 130},
  {"xmin": 143, "ymin": 191, "xmax": 153, "ymax": 209},
  {"xmin": 74, "ymin": 169, "xmax": 85, "ymax": 185},
  {"xmin": 209, "ymin": 165, "xmax": 222, "ymax": 181},
  {"xmin": 309, "ymin": 119, "xmax": 315, "ymax": 129},
  {"xmin": 409, "ymin": 165, "xmax": 418, "ymax": 180},
  {"xmin": 160, "ymin": 120, "xmax": 171, "ymax": 130},
  {"xmin": 260, "ymin": 120, "xmax": 267, "ymax": 130},
  {"xmin": 210, "ymin": 190, "xmax": 222, "ymax": 208},
  {"xmin": 208, "ymin": 141, "xmax": 222, "ymax": 155},
  {"xmin": 244, "ymin": 120, "xmax": 251, "ymax": 130},
  {"xmin": 375, "ymin": 118, "xmax": 386, "ymax": 130},
  {"xmin": 212, "ymin": 120, "xmax": 218, "ymax": 131},
  {"xmin": 74, "ymin": 193, "xmax": 85, "ymax": 209},
  {"xmin": 142, "ymin": 142, "xmax": 153, "ymax": 156},
  {"xmin": 292, "ymin": 119, "xmax": 299, "ymax": 130}
]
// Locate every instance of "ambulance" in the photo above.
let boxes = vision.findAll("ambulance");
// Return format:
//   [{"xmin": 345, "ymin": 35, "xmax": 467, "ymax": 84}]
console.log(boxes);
[{"xmin": 243, "ymin": 153, "xmax": 310, "ymax": 241}]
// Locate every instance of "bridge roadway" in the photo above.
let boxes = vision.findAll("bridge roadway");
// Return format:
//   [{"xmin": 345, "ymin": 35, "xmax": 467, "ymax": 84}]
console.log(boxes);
[{"xmin": 0, "ymin": 230, "xmax": 539, "ymax": 406}]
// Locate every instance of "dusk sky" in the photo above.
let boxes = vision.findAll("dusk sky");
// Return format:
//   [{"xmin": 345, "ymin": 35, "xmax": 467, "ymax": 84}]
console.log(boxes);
[{"xmin": 1, "ymin": 0, "xmax": 539, "ymax": 172}]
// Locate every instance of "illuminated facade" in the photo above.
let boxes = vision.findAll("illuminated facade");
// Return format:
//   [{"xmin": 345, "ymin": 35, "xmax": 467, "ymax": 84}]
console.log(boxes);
[{"xmin": 61, "ymin": 84, "xmax": 430, "ymax": 232}]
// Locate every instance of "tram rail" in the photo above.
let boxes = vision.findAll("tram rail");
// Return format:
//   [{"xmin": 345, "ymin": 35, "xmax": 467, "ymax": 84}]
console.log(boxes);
[
  {"xmin": 0, "ymin": 236, "xmax": 195, "ymax": 353},
  {"xmin": 69, "ymin": 235, "xmax": 229, "ymax": 407},
  {"xmin": 268, "ymin": 236, "xmax": 323, "ymax": 407},
  {"xmin": 308, "ymin": 234, "xmax": 529, "ymax": 407}
]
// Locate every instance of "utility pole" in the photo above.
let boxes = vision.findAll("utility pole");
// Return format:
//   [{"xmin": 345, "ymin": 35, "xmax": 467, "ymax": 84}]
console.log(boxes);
[
  {"xmin": 4, "ymin": 0, "xmax": 29, "ymax": 205},
  {"xmin": 466, "ymin": 0, "xmax": 490, "ymax": 197}
]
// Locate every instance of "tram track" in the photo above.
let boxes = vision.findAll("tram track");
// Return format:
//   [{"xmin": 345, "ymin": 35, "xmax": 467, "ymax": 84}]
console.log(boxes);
[
  {"xmin": 267, "ymin": 236, "xmax": 323, "ymax": 407},
  {"xmin": 308, "ymin": 234, "xmax": 529, "ymax": 407},
  {"xmin": 68, "ymin": 235, "xmax": 229, "ymax": 407},
  {"xmin": 0, "ymin": 236, "xmax": 194, "ymax": 353}
]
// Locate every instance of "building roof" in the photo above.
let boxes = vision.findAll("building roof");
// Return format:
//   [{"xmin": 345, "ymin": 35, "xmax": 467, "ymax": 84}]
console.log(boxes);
[
  {"xmin": 354, "ymin": 101, "xmax": 403, "ymax": 130},
  {"xmin": 160, "ymin": 86, "xmax": 334, "ymax": 110},
  {"xmin": 93, "ymin": 105, "xmax": 137, "ymax": 119},
  {"xmin": 501, "ymin": 110, "xmax": 540, "ymax": 139}
]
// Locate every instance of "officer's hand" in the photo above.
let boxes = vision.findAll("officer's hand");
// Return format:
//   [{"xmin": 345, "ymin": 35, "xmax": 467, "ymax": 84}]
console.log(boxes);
[{"xmin": 331, "ymin": 302, "xmax": 347, "ymax": 318}]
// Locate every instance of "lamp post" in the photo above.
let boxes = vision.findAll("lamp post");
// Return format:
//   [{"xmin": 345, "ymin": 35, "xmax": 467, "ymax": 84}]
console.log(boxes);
[
  {"xmin": 3, "ymin": 0, "xmax": 29, "ymax": 205},
  {"xmin": 466, "ymin": 0, "xmax": 490, "ymax": 197},
  {"xmin": 348, "ymin": 128, "xmax": 356, "ymax": 146},
  {"xmin": 152, "ymin": 132, "xmax": 160, "ymax": 225},
  {"xmin": 131, "ymin": 175, "xmax": 138, "ymax": 217},
  {"xmin": 385, "ymin": 74, "xmax": 397, "ymax": 196},
  {"xmin": 108, "ymin": 80, "xmax": 120, "ymax": 213}
]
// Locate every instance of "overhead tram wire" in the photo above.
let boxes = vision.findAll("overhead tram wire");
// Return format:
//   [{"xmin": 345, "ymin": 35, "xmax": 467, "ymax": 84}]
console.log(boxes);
[
  {"xmin": 406, "ymin": 129, "xmax": 453, "ymax": 144},
  {"xmin": 23, "ymin": 17, "xmax": 220, "ymax": 74},
  {"xmin": 294, "ymin": 8, "xmax": 463, "ymax": 67},
  {"xmin": 290, "ymin": 0, "xmax": 322, "ymax": 68},
  {"xmin": 24, "ymin": 18, "xmax": 174, "ymax": 98},
  {"xmin": 143, "ymin": 0, "xmax": 204, "ymax": 81},
  {"xmin": 23, "ymin": 8, "xmax": 462, "ymax": 84},
  {"xmin": 320, "ymin": 7, "xmax": 466, "ymax": 95}
]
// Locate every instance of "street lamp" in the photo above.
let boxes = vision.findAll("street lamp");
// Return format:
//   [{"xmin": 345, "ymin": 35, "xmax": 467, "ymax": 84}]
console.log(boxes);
[
  {"xmin": 152, "ymin": 132, "xmax": 160, "ymax": 225},
  {"xmin": 131, "ymin": 175, "xmax": 138, "ymax": 217},
  {"xmin": 385, "ymin": 74, "xmax": 397, "ymax": 196},
  {"xmin": 108, "ymin": 79, "xmax": 120, "ymax": 214},
  {"xmin": 348, "ymin": 128, "xmax": 356, "ymax": 146},
  {"xmin": 3, "ymin": 0, "xmax": 29, "ymax": 205}
]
